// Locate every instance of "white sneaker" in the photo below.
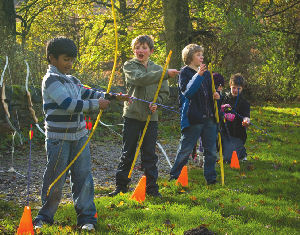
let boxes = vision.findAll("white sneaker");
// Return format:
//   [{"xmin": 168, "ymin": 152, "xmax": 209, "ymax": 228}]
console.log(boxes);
[
  {"xmin": 81, "ymin": 223, "xmax": 95, "ymax": 231},
  {"xmin": 34, "ymin": 220, "xmax": 44, "ymax": 229}
]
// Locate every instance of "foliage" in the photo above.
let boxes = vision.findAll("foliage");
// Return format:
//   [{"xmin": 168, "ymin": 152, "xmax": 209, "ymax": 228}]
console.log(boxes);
[
  {"xmin": 187, "ymin": 0, "xmax": 300, "ymax": 100},
  {"xmin": 0, "ymin": 103, "xmax": 299, "ymax": 234},
  {"xmin": 1, "ymin": 0, "xmax": 299, "ymax": 100},
  {"xmin": 15, "ymin": 0, "xmax": 165, "ymax": 86}
]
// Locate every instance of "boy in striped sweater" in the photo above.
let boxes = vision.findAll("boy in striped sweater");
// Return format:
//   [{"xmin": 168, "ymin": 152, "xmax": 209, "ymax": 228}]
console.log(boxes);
[{"xmin": 34, "ymin": 37, "xmax": 128, "ymax": 231}]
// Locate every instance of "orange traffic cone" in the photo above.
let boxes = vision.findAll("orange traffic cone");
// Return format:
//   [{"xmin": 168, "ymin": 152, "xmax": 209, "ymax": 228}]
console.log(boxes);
[
  {"xmin": 130, "ymin": 175, "xmax": 146, "ymax": 202},
  {"xmin": 17, "ymin": 206, "xmax": 34, "ymax": 235},
  {"xmin": 176, "ymin": 165, "xmax": 188, "ymax": 187},
  {"xmin": 230, "ymin": 151, "xmax": 240, "ymax": 169}
]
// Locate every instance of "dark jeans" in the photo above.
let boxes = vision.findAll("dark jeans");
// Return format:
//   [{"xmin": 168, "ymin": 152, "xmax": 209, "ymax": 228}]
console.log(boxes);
[
  {"xmin": 116, "ymin": 117, "xmax": 159, "ymax": 194},
  {"xmin": 170, "ymin": 118, "xmax": 217, "ymax": 184},
  {"xmin": 221, "ymin": 134, "xmax": 247, "ymax": 162}
]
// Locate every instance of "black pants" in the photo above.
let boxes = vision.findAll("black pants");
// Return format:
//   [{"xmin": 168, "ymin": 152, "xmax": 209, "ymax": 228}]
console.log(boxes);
[{"xmin": 116, "ymin": 117, "xmax": 159, "ymax": 194}]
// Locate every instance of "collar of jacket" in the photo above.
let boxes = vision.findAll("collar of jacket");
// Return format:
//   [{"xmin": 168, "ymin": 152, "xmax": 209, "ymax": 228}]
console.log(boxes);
[{"xmin": 131, "ymin": 58, "xmax": 154, "ymax": 67}]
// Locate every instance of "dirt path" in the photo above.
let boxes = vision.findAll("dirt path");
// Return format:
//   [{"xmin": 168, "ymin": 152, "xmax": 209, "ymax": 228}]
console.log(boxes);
[{"xmin": 0, "ymin": 138, "xmax": 179, "ymax": 206}]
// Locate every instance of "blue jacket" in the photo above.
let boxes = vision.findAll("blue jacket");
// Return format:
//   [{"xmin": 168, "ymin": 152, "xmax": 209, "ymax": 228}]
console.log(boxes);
[{"xmin": 178, "ymin": 66, "xmax": 215, "ymax": 130}]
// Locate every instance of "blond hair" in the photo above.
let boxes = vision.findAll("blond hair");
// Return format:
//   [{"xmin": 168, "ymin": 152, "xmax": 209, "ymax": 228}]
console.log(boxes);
[{"xmin": 182, "ymin": 44, "xmax": 204, "ymax": 65}]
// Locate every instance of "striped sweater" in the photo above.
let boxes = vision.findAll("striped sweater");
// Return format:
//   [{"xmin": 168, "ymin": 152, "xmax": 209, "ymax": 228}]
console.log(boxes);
[{"xmin": 42, "ymin": 65, "xmax": 104, "ymax": 140}]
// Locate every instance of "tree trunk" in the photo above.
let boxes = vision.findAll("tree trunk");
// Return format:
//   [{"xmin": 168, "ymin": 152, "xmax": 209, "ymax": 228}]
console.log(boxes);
[
  {"xmin": 0, "ymin": 0, "xmax": 16, "ymax": 54},
  {"xmin": 162, "ymin": 0, "xmax": 192, "ymax": 82}
]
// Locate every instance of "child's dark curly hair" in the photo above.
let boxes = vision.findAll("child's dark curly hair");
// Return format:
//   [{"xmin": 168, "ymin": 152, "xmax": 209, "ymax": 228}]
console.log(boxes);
[{"xmin": 46, "ymin": 37, "xmax": 77, "ymax": 62}]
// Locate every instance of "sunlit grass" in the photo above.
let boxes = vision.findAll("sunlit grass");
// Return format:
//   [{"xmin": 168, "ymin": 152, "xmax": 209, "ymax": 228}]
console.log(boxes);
[{"xmin": 0, "ymin": 103, "xmax": 299, "ymax": 234}]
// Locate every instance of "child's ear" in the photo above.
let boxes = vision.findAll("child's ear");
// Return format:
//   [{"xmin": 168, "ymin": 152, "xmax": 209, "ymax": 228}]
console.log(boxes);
[
  {"xmin": 150, "ymin": 48, "xmax": 154, "ymax": 54},
  {"xmin": 49, "ymin": 54, "xmax": 55, "ymax": 62}
]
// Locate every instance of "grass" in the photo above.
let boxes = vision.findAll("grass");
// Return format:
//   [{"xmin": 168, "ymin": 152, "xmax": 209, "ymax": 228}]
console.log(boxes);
[{"xmin": 0, "ymin": 103, "xmax": 299, "ymax": 234}]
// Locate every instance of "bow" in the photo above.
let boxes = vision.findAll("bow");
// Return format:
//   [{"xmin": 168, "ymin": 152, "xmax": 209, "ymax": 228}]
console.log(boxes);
[
  {"xmin": 0, "ymin": 56, "xmax": 24, "ymax": 144},
  {"xmin": 24, "ymin": 60, "xmax": 45, "ymax": 135},
  {"xmin": 208, "ymin": 63, "xmax": 224, "ymax": 186},
  {"xmin": 47, "ymin": 0, "xmax": 118, "ymax": 195}
]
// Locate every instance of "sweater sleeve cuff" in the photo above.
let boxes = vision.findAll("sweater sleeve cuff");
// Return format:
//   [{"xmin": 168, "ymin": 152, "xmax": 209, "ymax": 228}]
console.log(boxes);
[
  {"xmin": 163, "ymin": 70, "xmax": 169, "ymax": 80},
  {"xmin": 96, "ymin": 91, "xmax": 105, "ymax": 99},
  {"xmin": 88, "ymin": 99, "xmax": 100, "ymax": 111}
]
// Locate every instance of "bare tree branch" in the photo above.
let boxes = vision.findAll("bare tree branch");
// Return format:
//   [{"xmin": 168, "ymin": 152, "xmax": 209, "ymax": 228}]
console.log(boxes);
[
  {"xmin": 264, "ymin": 0, "xmax": 300, "ymax": 18},
  {"xmin": 16, "ymin": 0, "xmax": 40, "ymax": 13}
]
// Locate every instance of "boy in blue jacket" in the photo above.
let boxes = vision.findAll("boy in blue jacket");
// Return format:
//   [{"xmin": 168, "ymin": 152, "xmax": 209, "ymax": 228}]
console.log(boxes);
[{"xmin": 170, "ymin": 44, "xmax": 220, "ymax": 185}]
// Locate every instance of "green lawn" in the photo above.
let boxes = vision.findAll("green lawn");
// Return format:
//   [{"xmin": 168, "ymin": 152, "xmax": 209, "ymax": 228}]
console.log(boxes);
[{"xmin": 1, "ymin": 103, "xmax": 299, "ymax": 234}]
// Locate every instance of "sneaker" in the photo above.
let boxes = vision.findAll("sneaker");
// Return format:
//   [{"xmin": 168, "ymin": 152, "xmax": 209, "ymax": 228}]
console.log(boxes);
[
  {"xmin": 34, "ymin": 220, "xmax": 44, "ymax": 229},
  {"xmin": 81, "ymin": 223, "xmax": 95, "ymax": 231},
  {"xmin": 241, "ymin": 156, "xmax": 247, "ymax": 161}
]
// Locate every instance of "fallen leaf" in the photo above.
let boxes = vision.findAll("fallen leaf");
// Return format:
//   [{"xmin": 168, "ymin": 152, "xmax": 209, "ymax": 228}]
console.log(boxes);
[
  {"xmin": 246, "ymin": 164, "xmax": 255, "ymax": 171},
  {"xmin": 199, "ymin": 224, "xmax": 210, "ymax": 228},
  {"xmin": 259, "ymin": 200, "xmax": 265, "ymax": 205},
  {"xmin": 117, "ymin": 201, "xmax": 124, "ymax": 207}
]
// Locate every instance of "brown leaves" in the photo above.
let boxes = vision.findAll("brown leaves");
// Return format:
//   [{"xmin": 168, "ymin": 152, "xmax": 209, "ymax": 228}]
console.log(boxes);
[
  {"xmin": 106, "ymin": 223, "xmax": 117, "ymax": 231},
  {"xmin": 239, "ymin": 172, "xmax": 247, "ymax": 179},
  {"xmin": 246, "ymin": 163, "xmax": 255, "ymax": 171},
  {"xmin": 163, "ymin": 219, "xmax": 175, "ymax": 229}
]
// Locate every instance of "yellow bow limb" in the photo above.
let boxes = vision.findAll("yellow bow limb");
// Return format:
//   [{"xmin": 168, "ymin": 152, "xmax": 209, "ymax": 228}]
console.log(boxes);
[{"xmin": 208, "ymin": 63, "xmax": 224, "ymax": 186}]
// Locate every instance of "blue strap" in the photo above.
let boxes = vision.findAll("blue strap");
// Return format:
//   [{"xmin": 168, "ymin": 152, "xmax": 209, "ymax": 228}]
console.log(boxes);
[{"xmin": 233, "ymin": 88, "xmax": 240, "ymax": 112}]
